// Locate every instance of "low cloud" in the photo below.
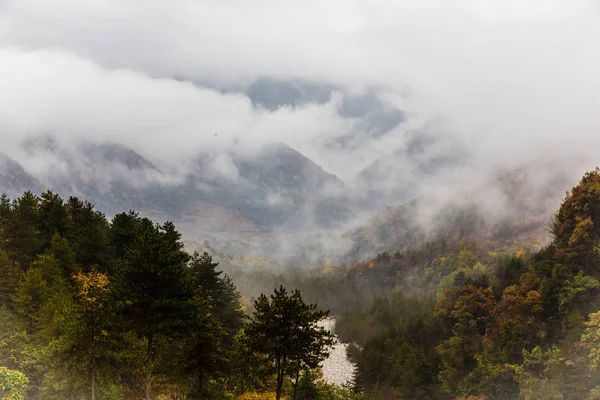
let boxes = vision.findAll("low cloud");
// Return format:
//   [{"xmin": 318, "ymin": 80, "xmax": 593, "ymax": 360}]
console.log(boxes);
[
  {"xmin": 1, "ymin": 0, "xmax": 598, "ymax": 179},
  {"xmin": 1, "ymin": 0, "xmax": 600, "ymax": 259}
]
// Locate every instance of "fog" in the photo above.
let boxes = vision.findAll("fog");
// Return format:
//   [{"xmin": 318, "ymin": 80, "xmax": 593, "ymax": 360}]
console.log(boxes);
[{"xmin": 0, "ymin": 0, "xmax": 599, "ymax": 259}]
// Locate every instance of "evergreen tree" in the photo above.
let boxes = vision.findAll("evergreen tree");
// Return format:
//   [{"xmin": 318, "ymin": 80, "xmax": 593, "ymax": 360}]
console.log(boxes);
[
  {"xmin": 110, "ymin": 211, "xmax": 152, "ymax": 259},
  {"xmin": 66, "ymin": 197, "xmax": 110, "ymax": 269},
  {"xmin": 118, "ymin": 221, "xmax": 193, "ymax": 400},
  {"xmin": 0, "ymin": 248, "xmax": 19, "ymax": 309},
  {"xmin": 245, "ymin": 286, "xmax": 334, "ymax": 400},
  {"xmin": 189, "ymin": 251, "xmax": 245, "ymax": 336},
  {"xmin": 0, "ymin": 194, "xmax": 11, "ymax": 225},
  {"xmin": 38, "ymin": 191, "xmax": 71, "ymax": 249},
  {"xmin": 5, "ymin": 192, "xmax": 41, "ymax": 266},
  {"xmin": 178, "ymin": 301, "xmax": 227, "ymax": 399}
]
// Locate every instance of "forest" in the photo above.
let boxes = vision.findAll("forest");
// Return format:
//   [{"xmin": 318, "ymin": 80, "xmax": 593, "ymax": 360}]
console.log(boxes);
[
  {"xmin": 333, "ymin": 169, "xmax": 600, "ymax": 399},
  {"xmin": 3, "ymin": 169, "xmax": 600, "ymax": 399},
  {"xmin": 0, "ymin": 192, "xmax": 346, "ymax": 400},
  {"xmin": 224, "ymin": 169, "xmax": 600, "ymax": 399}
]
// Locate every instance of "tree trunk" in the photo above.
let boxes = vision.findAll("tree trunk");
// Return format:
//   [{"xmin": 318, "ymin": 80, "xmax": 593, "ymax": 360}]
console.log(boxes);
[
  {"xmin": 91, "ymin": 359, "xmax": 95, "ymax": 400},
  {"xmin": 275, "ymin": 356, "xmax": 283, "ymax": 400},
  {"xmin": 197, "ymin": 368, "xmax": 203, "ymax": 400},
  {"xmin": 292, "ymin": 368, "xmax": 300, "ymax": 400},
  {"xmin": 91, "ymin": 311, "xmax": 96, "ymax": 400},
  {"xmin": 145, "ymin": 333, "xmax": 154, "ymax": 400},
  {"xmin": 275, "ymin": 357, "xmax": 281, "ymax": 400}
]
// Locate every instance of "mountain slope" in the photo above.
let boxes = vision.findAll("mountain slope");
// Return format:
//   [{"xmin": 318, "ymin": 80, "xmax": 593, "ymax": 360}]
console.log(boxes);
[
  {"xmin": 0, "ymin": 137, "xmax": 351, "ymax": 239},
  {"xmin": 351, "ymin": 129, "xmax": 471, "ymax": 211},
  {"xmin": 343, "ymin": 158, "xmax": 576, "ymax": 262},
  {"xmin": 0, "ymin": 153, "xmax": 42, "ymax": 196}
]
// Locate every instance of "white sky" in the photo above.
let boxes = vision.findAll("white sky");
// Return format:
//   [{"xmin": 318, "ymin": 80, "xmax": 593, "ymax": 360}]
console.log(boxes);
[{"xmin": 0, "ymin": 0, "xmax": 599, "ymax": 179}]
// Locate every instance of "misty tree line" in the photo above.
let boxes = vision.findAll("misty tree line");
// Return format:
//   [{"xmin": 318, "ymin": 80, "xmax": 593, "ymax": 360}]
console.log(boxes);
[
  {"xmin": 227, "ymin": 169, "xmax": 600, "ymax": 399},
  {"xmin": 6, "ymin": 168, "xmax": 600, "ymax": 400},
  {"xmin": 314, "ymin": 170, "xmax": 600, "ymax": 399},
  {"xmin": 0, "ymin": 191, "xmax": 349, "ymax": 400}
]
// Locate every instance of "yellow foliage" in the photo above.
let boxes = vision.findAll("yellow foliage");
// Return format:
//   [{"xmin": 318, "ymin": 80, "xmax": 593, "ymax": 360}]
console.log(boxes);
[
  {"xmin": 516, "ymin": 249, "xmax": 525, "ymax": 259},
  {"xmin": 240, "ymin": 296, "xmax": 252, "ymax": 311},
  {"xmin": 73, "ymin": 268, "xmax": 109, "ymax": 311},
  {"xmin": 237, "ymin": 392, "xmax": 277, "ymax": 400},
  {"xmin": 580, "ymin": 311, "xmax": 600, "ymax": 372},
  {"xmin": 457, "ymin": 249, "xmax": 478, "ymax": 269}
]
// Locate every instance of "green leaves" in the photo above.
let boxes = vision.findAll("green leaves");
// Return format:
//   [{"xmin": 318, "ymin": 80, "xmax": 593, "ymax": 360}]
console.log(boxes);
[
  {"xmin": 558, "ymin": 272, "xmax": 600, "ymax": 314},
  {"xmin": 579, "ymin": 311, "xmax": 600, "ymax": 372},
  {"xmin": 0, "ymin": 367, "xmax": 28, "ymax": 400},
  {"xmin": 245, "ymin": 286, "xmax": 334, "ymax": 400},
  {"xmin": 0, "ymin": 192, "xmax": 257, "ymax": 398},
  {"xmin": 552, "ymin": 168, "xmax": 600, "ymax": 272}
]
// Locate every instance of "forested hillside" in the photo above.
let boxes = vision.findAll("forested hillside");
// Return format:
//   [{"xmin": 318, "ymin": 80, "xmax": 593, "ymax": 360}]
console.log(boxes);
[
  {"xmin": 222, "ymin": 169, "xmax": 600, "ymax": 400},
  {"xmin": 3, "ymin": 169, "xmax": 600, "ymax": 400},
  {"xmin": 3, "ymin": 0, "xmax": 600, "ymax": 399},
  {"xmin": 0, "ymin": 192, "xmax": 346, "ymax": 400},
  {"xmin": 326, "ymin": 170, "xmax": 600, "ymax": 399}
]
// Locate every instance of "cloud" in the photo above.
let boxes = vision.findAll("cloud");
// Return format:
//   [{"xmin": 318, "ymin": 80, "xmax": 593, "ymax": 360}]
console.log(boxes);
[
  {"xmin": 0, "ymin": 1, "xmax": 598, "ymax": 167},
  {"xmin": 0, "ymin": 47, "xmax": 363, "ymax": 178},
  {"xmin": 1, "ymin": 0, "xmax": 600, "ymax": 235}
]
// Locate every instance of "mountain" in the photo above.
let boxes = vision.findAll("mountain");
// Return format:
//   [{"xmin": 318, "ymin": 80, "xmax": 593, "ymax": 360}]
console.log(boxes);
[
  {"xmin": 0, "ymin": 153, "xmax": 42, "ymax": 196},
  {"xmin": 0, "ymin": 137, "xmax": 352, "ymax": 257},
  {"xmin": 1, "ymin": 133, "xmax": 578, "ymax": 261},
  {"xmin": 182, "ymin": 141, "xmax": 349, "ymax": 229},
  {"xmin": 82, "ymin": 142, "xmax": 158, "ymax": 170},
  {"xmin": 358, "ymin": 129, "xmax": 468, "ymax": 180},
  {"xmin": 349, "ymin": 129, "xmax": 471, "ymax": 211},
  {"xmin": 19, "ymin": 137, "xmax": 174, "ymax": 215},
  {"xmin": 342, "ymin": 156, "xmax": 578, "ymax": 262}
]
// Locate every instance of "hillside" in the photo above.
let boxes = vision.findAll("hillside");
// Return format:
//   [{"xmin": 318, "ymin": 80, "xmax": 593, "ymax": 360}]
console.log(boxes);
[
  {"xmin": 342, "ymin": 157, "xmax": 577, "ymax": 263},
  {"xmin": 0, "ymin": 131, "xmax": 589, "ymax": 264},
  {"xmin": 224, "ymin": 169, "xmax": 600, "ymax": 400},
  {"xmin": 0, "ymin": 136, "xmax": 351, "ymax": 253},
  {"xmin": 0, "ymin": 153, "xmax": 42, "ymax": 197}
]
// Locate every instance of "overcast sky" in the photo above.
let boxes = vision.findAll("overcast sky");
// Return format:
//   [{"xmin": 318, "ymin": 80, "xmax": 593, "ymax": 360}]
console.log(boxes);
[{"xmin": 1, "ymin": 0, "xmax": 600, "ymax": 180}]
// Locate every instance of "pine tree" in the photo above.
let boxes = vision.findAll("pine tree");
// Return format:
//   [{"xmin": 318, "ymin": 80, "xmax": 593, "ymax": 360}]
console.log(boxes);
[
  {"xmin": 117, "ymin": 221, "xmax": 193, "ymax": 400},
  {"xmin": 189, "ymin": 251, "xmax": 245, "ymax": 336},
  {"xmin": 245, "ymin": 286, "xmax": 334, "ymax": 400},
  {"xmin": 5, "ymin": 192, "xmax": 41, "ymax": 267},
  {"xmin": 38, "ymin": 191, "xmax": 71, "ymax": 249},
  {"xmin": 66, "ymin": 197, "xmax": 110, "ymax": 269},
  {"xmin": 0, "ymin": 249, "xmax": 19, "ymax": 309}
]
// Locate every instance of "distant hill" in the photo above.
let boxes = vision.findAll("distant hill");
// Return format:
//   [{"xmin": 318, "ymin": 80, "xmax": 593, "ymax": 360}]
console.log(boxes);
[
  {"xmin": 186, "ymin": 141, "xmax": 348, "ymax": 229},
  {"xmin": 0, "ymin": 136, "xmax": 351, "ymax": 257},
  {"xmin": 1, "ymin": 133, "xmax": 585, "ymax": 261},
  {"xmin": 0, "ymin": 153, "xmax": 42, "ymax": 196},
  {"xmin": 343, "ymin": 157, "xmax": 578, "ymax": 262},
  {"xmin": 350, "ymin": 129, "xmax": 471, "ymax": 211}
]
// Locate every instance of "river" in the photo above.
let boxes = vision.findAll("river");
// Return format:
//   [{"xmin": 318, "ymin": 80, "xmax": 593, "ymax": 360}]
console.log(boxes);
[{"xmin": 319, "ymin": 318, "xmax": 355, "ymax": 386}]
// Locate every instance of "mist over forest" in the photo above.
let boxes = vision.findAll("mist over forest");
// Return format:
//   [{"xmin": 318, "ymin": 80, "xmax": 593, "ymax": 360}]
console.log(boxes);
[{"xmin": 2, "ymin": 1, "xmax": 600, "ymax": 399}]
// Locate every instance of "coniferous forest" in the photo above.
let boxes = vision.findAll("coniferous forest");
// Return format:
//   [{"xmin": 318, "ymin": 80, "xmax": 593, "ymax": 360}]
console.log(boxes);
[
  {"xmin": 2, "ymin": 2, "xmax": 600, "ymax": 399},
  {"xmin": 3, "ymin": 169, "xmax": 600, "ymax": 399},
  {"xmin": 0, "ymin": 192, "xmax": 343, "ymax": 400}
]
